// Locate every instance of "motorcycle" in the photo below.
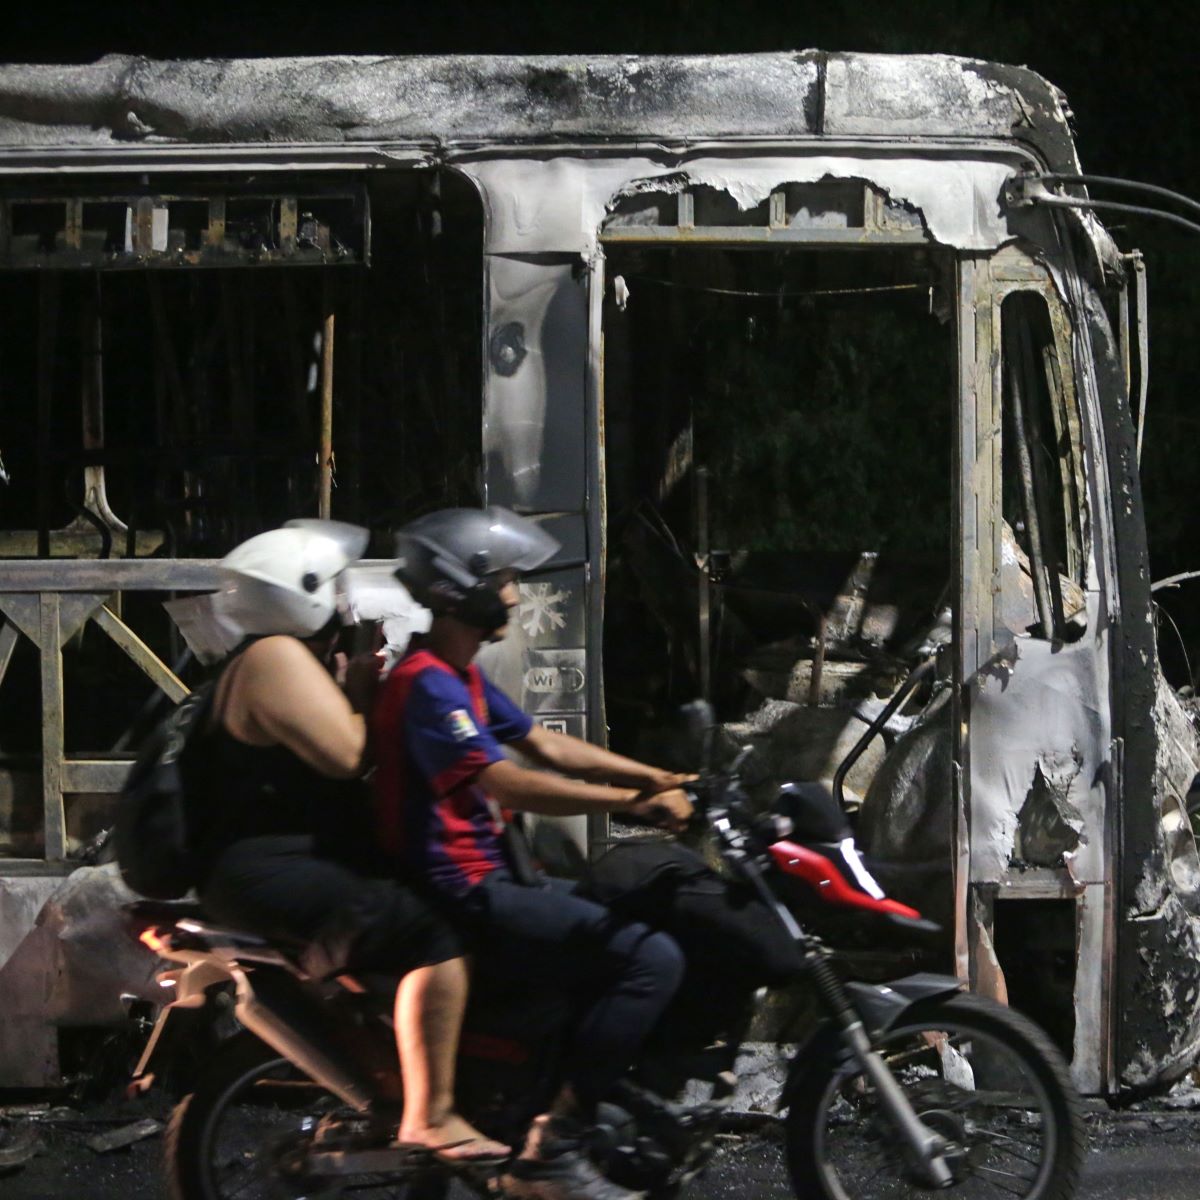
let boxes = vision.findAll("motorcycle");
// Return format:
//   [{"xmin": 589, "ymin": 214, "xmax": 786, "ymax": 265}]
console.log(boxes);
[{"xmin": 126, "ymin": 694, "xmax": 1085, "ymax": 1200}]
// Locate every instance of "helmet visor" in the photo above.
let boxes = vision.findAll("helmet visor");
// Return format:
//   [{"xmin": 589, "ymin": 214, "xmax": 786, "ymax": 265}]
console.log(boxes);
[
  {"xmin": 482, "ymin": 508, "xmax": 560, "ymax": 574},
  {"xmin": 338, "ymin": 564, "xmax": 426, "ymax": 624},
  {"xmin": 284, "ymin": 518, "xmax": 370, "ymax": 564},
  {"xmin": 396, "ymin": 507, "xmax": 561, "ymax": 598}
]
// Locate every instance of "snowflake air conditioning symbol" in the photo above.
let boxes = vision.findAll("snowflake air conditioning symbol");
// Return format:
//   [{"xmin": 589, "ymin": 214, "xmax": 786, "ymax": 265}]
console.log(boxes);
[{"xmin": 518, "ymin": 582, "xmax": 569, "ymax": 638}]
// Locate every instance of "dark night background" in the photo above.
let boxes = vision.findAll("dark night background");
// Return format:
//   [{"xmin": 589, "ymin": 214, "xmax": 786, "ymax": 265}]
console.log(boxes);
[{"xmin": 6, "ymin": 0, "xmax": 1200, "ymax": 679}]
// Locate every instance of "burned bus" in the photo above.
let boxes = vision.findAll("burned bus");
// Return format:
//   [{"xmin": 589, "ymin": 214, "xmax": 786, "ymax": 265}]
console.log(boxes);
[{"xmin": 0, "ymin": 52, "xmax": 1195, "ymax": 1099}]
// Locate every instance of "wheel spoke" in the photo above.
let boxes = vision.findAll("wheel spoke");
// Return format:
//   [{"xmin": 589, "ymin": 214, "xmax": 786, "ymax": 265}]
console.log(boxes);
[
  {"xmin": 970, "ymin": 1130, "xmax": 1044, "ymax": 1169},
  {"xmin": 983, "ymin": 1146, "xmax": 1042, "ymax": 1171},
  {"xmin": 974, "ymin": 1163, "xmax": 1037, "ymax": 1196},
  {"xmin": 792, "ymin": 1000, "xmax": 1075, "ymax": 1200},
  {"xmin": 973, "ymin": 1129, "xmax": 1043, "ymax": 1151}
]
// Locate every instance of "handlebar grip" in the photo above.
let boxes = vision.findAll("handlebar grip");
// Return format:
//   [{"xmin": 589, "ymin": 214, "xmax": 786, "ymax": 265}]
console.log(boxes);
[{"xmin": 683, "ymin": 782, "xmax": 705, "ymax": 809}]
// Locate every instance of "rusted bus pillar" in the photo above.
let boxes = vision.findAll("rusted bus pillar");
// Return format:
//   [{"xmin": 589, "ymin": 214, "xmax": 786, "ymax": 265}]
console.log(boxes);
[
  {"xmin": 35, "ymin": 275, "xmax": 60, "ymax": 559},
  {"xmin": 695, "ymin": 465, "xmax": 712, "ymax": 702},
  {"xmin": 318, "ymin": 304, "xmax": 335, "ymax": 520},
  {"xmin": 38, "ymin": 593, "xmax": 66, "ymax": 861},
  {"xmin": 585, "ymin": 248, "xmax": 608, "ymax": 858},
  {"xmin": 953, "ymin": 253, "xmax": 988, "ymax": 989},
  {"xmin": 955, "ymin": 244, "xmax": 1119, "ymax": 1092}
]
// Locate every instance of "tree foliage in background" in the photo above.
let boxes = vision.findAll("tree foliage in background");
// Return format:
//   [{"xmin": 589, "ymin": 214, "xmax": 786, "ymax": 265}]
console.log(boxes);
[{"xmin": 693, "ymin": 293, "xmax": 951, "ymax": 559}]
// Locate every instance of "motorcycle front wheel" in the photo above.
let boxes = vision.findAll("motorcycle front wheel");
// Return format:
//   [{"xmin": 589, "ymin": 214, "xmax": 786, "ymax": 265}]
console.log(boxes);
[
  {"xmin": 165, "ymin": 1032, "xmax": 447, "ymax": 1200},
  {"xmin": 785, "ymin": 992, "xmax": 1085, "ymax": 1200}
]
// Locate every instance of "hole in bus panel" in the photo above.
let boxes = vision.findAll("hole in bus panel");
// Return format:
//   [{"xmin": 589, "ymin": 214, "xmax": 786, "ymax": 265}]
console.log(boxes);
[
  {"xmin": 601, "ymin": 244, "xmax": 956, "ymax": 910},
  {"xmin": 0, "ymin": 169, "xmax": 482, "ymax": 856},
  {"xmin": 998, "ymin": 290, "xmax": 1086, "ymax": 646}
]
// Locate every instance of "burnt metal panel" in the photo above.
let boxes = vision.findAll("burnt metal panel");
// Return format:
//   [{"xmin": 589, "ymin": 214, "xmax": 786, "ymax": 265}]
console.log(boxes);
[
  {"xmin": 954, "ymin": 244, "xmax": 1120, "ymax": 1093},
  {"xmin": 0, "ymin": 54, "xmax": 820, "ymax": 146},
  {"xmin": 822, "ymin": 54, "xmax": 1080, "ymax": 176},
  {"xmin": 967, "ymin": 636, "xmax": 1107, "ymax": 885},
  {"xmin": 522, "ymin": 649, "xmax": 587, "ymax": 716},
  {"xmin": 468, "ymin": 154, "xmax": 1020, "ymax": 258},
  {"xmin": 0, "ymin": 866, "xmax": 162, "ymax": 1085},
  {"xmin": 483, "ymin": 255, "xmax": 587, "ymax": 515},
  {"xmin": 476, "ymin": 558, "xmax": 588, "ymax": 727},
  {"xmin": 0, "ymin": 559, "xmax": 225, "ymax": 591},
  {"xmin": 0, "ymin": 875, "xmax": 65, "ymax": 1086},
  {"xmin": 1083, "ymin": 281, "xmax": 1200, "ymax": 1093},
  {"xmin": 534, "ymin": 715, "xmax": 586, "ymax": 739},
  {"xmin": 0, "ymin": 54, "xmax": 1077, "ymax": 176},
  {"xmin": 534, "ymin": 513, "xmax": 587, "ymax": 567}
]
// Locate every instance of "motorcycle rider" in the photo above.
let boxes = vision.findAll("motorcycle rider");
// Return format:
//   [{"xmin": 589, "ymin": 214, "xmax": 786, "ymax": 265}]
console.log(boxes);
[
  {"xmin": 193, "ymin": 520, "xmax": 508, "ymax": 1162},
  {"xmin": 377, "ymin": 506, "xmax": 695, "ymax": 1200}
]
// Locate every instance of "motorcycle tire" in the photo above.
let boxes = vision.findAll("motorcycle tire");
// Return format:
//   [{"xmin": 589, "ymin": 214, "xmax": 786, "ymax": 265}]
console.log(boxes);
[
  {"xmin": 165, "ymin": 1031, "xmax": 447, "ymax": 1200},
  {"xmin": 784, "ymin": 992, "xmax": 1085, "ymax": 1200}
]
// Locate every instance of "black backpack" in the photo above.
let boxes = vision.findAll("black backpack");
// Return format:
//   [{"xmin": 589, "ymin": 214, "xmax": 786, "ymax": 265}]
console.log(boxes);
[{"xmin": 114, "ymin": 680, "xmax": 217, "ymax": 900}]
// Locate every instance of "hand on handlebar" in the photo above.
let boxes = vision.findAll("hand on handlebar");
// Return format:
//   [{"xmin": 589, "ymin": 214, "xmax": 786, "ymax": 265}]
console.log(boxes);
[
  {"xmin": 643, "ymin": 769, "xmax": 700, "ymax": 793},
  {"xmin": 628, "ymin": 786, "xmax": 695, "ymax": 833}
]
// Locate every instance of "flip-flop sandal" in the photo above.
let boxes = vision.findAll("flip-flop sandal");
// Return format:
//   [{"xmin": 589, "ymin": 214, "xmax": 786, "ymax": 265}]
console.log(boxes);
[
  {"xmin": 434, "ymin": 1139, "xmax": 512, "ymax": 1168},
  {"xmin": 393, "ymin": 1138, "xmax": 511, "ymax": 1167},
  {"xmin": 390, "ymin": 1142, "xmax": 439, "ymax": 1165}
]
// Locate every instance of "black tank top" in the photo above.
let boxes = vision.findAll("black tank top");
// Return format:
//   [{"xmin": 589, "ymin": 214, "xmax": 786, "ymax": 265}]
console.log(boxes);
[{"xmin": 189, "ymin": 691, "xmax": 374, "ymax": 879}]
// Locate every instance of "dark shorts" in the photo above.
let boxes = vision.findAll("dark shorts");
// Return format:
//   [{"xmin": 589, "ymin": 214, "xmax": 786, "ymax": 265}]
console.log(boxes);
[{"xmin": 199, "ymin": 834, "xmax": 461, "ymax": 977}]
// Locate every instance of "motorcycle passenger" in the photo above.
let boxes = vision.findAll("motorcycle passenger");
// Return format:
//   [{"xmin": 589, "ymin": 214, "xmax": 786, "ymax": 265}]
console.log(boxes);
[
  {"xmin": 193, "ymin": 521, "xmax": 508, "ymax": 1163},
  {"xmin": 375, "ymin": 506, "xmax": 695, "ymax": 1200}
]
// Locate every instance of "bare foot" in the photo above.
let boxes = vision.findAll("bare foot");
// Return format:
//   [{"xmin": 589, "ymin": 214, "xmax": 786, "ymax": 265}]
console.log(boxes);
[{"xmin": 397, "ymin": 1112, "xmax": 510, "ymax": 1161}]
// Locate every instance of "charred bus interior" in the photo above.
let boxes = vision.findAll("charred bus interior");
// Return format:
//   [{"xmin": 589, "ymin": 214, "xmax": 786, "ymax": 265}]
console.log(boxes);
[
  {"xmin": 0, "ymin": 168, "xmax": 483, "ymax": 858},
  {"xmin": 600, "ymin": 231, "xmax": 957, "ymax": 938},
  {"xmin": 599, "ymin": 208, "xmax": 1101, "ymax": 1047}
]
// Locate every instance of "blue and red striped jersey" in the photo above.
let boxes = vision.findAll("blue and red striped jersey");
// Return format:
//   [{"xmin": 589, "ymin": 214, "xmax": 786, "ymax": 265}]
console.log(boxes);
[{"xmin": 371, "ymin": 648, "xmax": 532, "ymax": 895}]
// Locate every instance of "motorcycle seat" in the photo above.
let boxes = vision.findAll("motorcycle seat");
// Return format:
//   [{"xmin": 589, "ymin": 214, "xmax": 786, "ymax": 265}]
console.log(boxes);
[{"xmin": 127, "ymin": 898, "xmax": 209, "ymax": 923}]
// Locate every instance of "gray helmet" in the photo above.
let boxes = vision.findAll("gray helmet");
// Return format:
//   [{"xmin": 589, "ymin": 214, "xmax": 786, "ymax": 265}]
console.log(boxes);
[{"xmin": 394, "ymin": 506, "xmax": 559, "ymax": 631}]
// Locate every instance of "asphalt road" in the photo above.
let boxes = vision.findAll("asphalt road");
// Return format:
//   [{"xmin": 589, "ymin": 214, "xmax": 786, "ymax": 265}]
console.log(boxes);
[{"xmin": 4, "ymin": 1105, "xmax": 1200, "ymax": 1200}]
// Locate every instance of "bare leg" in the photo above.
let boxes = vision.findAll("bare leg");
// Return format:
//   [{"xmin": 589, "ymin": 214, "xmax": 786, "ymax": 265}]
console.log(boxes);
[{"xmin": 394, "ymin": 957, "xmax": 509, "ymax": 1159}]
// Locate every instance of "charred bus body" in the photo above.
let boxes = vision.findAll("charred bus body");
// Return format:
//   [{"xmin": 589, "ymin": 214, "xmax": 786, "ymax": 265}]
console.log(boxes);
[{"xmin": 0, "ymin": 52, "xmax": 1194, "ymax": 1098}]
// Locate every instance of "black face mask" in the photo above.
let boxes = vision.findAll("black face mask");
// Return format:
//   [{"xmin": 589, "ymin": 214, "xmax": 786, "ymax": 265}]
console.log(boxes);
[
  {"xmin": 455, "ymin": 582, "xmax": 511, "ymax": 633},
  {"xmin": 427, "ymin": 578, "xmax": 510, "ymax": 633}
]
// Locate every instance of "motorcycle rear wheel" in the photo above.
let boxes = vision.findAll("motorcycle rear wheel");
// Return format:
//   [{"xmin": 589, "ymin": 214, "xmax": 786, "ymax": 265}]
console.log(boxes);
[
  {"xmin": 785, "ymin": 992, "xmax": 1085, "ymax": 1200},
  {"xmin": 165, "ymin": 1032, "xmax": 447, "ymax": 1200}
]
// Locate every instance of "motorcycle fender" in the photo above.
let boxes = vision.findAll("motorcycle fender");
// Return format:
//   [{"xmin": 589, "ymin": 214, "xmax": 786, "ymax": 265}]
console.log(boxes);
[
  {"xmin": 170, "ymin": 957, "xmax": 237, "ymax": 1008},
  {"xmin": 128, "ymin": 964, "xmax": 234, "ymax": 1095},
  {"xmin": 780, "ymin": 973, "xmax": 962, "ymax": 1111},
  {"xmin": 845, "ymin": 972, "xmax": 963, "ymax": 1040}
]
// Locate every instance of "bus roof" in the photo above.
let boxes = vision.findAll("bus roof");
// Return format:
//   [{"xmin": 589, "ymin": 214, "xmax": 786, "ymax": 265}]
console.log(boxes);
[{"xmin": 0, "ymin": 51, "xmax": 1079, "ymax": 171}]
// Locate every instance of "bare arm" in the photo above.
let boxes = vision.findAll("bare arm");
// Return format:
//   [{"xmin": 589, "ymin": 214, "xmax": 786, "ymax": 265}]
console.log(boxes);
[
  {"xmin": 478, "ymin": 757, "xmax": 693, "ymax": 831},
  {"xmin": 226, "ymin": 637, "xmax": 367, "ymax": 778},
  {"xmin": 478, "ymin": 758, "xmax": 640, "ymax": 817},
  {"xmin": 514, "ymin": 724, "xmax": 688, "ymax": 792}
]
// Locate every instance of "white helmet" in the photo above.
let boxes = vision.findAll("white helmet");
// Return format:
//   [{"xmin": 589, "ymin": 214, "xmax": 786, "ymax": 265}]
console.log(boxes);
[{"xmin": 215, "ymin": 520, "xmax": 370, "ymax": 638}]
